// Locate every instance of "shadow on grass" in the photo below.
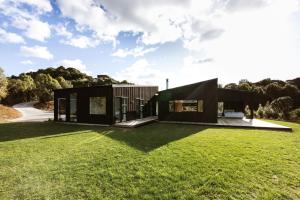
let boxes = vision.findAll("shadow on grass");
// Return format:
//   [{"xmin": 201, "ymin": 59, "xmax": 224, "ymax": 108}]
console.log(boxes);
[
  {"xmin": 0, "ymin": 122, "xmax": 207, "ymax": 152},
  {"xmin": 0, "ymin": 122, "xmax": 89, "ymax": 142},
  {"xmin": 101, "ymin": 123, "xmax": 207, "ymax": 152}
]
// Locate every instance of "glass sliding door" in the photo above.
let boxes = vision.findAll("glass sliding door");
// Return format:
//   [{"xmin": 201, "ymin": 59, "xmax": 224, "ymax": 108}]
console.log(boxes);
[
  {"xmin": 58, "ymin": 98, "xmax": 66, "ymax": 121},
  {"xmin": 121, "ymin": 97, "xmax": 128, "ymax": 122},
  {"xmin": 114, "ymin": 97, "xmax": 122, "ymax": 123},
  {"xmin": 218, "ymin": 102, "xmax": 224, "ymax": 117},
  {"xmin": 70, "ymin": 93, "xmax": 77, "ymax": 122}
]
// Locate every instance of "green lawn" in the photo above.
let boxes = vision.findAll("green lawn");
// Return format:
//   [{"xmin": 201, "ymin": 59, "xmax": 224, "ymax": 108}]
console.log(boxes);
[{"xmin": 0, "ymin": 121, "xmax": 300, "ymax": 199}]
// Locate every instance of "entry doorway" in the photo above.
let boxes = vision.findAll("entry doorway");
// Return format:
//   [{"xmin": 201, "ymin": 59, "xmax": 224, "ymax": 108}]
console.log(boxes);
[
  {"xmin": 218, "ymin": 102, "xmax": 224, "ymax": 117},
  {"xmin": 115, "ymin": 97, "xmax": 128, "ymax": 122},
  {"xmin": 58, "ymin": 98, "xmax": 66, "ymax": 121},
  {"xmin": 135, "ymin": 98, "xmax": 144, "ymax": 119},
  {"xmin": 70, "ymin": 93, "xmax": 77, "ymax": 122}
]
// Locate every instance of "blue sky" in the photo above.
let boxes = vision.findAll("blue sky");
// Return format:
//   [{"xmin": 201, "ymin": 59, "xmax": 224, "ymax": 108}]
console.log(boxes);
[{"xmin": 1, "ymin": 0, "xmax": 300, "ymax": 89}]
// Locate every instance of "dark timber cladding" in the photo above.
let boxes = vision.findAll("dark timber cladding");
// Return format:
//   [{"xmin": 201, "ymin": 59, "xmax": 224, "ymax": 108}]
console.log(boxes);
[
  {"xmin": 112, "ymin": 85, "xmax": 158, "ymax": 121},
  {"xmin": 54, "ymin": 85, "xmax": 158, "ymax": 125},
  {"xmin": 54, "ymin": 85, "xmax": 113, "ymax": 124},
  {"xmin": 158, "ymin": 78, "xmax": 218, "ymax": 123}
]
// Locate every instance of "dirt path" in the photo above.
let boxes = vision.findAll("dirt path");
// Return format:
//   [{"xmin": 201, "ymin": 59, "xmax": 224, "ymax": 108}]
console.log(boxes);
[{"xmin": 10, "ymin": 102, "xmax": 53, "ymax": 122}]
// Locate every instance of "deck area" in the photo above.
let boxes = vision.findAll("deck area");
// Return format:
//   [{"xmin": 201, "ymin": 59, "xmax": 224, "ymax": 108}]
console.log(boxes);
[
  {"xmin": 114, "ymin": 116, "xmax": 158, "ymax": 128},
  {"xmin": 160, "ymin": 118, "xmax": 292, "ymax": 131}
]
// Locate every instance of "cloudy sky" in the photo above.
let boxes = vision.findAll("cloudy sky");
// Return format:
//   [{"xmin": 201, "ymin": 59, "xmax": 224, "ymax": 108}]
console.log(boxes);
[{"xmin": 1, "ymin": 0, "xmax": 300, "ymax": 89}]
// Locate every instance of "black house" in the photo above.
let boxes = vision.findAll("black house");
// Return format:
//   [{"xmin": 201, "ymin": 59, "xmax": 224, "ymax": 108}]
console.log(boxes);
[
  {"xmin": 54, "ymin": 85, "xmax": 158, "ymax": 125},
  {"xmin": 54, "ymin": 78, "xmax": 255, "ymax": 125},
  {"xmin": 158, "ymin": 78, "xmax": 255, "ymax": 123}
]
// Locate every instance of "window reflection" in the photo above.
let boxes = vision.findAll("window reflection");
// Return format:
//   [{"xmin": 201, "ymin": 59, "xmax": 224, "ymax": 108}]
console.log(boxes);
[{"xmin": 169, "ymin": 100, "xmax": 203, "ymax": 112}]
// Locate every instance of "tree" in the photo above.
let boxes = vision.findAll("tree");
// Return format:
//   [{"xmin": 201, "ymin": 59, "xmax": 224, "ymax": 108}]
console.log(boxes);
[
  {"xmin": 224, "ymin": 83, "xmax": 238, "ymax": 90},
  {"xmin": 239, "ymin": 79, "xmax": 250, "ymax": 84},
  {"xmin": 35, "ymin": 74, "xmax": 61, "ymax": 102},
  {"xmin": 255, "ymin": 78, "xmax": 272, "ymax": 87},
  {"xmin": 283, "ymin": 84, "xmax": 299, "ymax": 99},
  {"xmin": 0, "ymin": 67, "xmax": 8, "ymax": 101},
  {"xmin": 238, "ymin": 82, "xmax": 252, "ymax": 91},
  {"xmin": 270, "ymin": 96, "xmax": 293, "ymax": 119},
  {"xmin": 20, "ymin": 74, "xmax": 36, "ymax": 101},
  {"xmin": 56, "ymin": 76, "xmax": 73, "ymax": 88},
  {"xmin": 265, "ymin": 82, "xmax": 284, "ymax": 100}
]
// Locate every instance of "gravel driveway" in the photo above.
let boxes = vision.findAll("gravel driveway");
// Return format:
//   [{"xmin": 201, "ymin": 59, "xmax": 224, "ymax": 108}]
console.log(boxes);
[{"xmin": 10, "ymin": 102, "xmax": 53, "ymax": 122}]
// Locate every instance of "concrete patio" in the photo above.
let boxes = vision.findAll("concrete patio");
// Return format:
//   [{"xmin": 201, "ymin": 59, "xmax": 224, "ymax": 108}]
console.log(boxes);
[
  {"xmin": 160, "ymin": 118, "xmax": 292, "ymax": 131},
  {"xmin": 114, "ymin": 116, "xmax": 158, "ymax": 128}
]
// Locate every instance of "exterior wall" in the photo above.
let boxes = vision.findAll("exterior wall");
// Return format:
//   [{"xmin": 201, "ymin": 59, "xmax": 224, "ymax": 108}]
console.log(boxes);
[
  {"xmin": 54, "ymin": 86, "xmax": 114, "ymax": 124},
  {"xmin": 158, "ymin": 79, "xmax": 218, "ymax": 123},
  {"xmin": 54, "ymin": 85, "xmax": 158, "ymax": 125},
  {"xmin": 112, "ymin": 86, "xmax": 158, "ymax": 122},
  {"xmin": 217, "ymin": 88, "xmax": 254, "ymax": 111},
  {"xmin": 217, "ymin": 88, "xmax": 255, "ymax": 118}
]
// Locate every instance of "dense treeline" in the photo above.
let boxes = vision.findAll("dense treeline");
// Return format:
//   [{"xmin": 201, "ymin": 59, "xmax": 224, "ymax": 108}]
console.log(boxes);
[
  {"xmin": 0, "ymin": 66, "xmax": 130, "ymax": 105},
  {"xmin": 224, "ymin": 78, "xmax": 300, "ymax": 121}
]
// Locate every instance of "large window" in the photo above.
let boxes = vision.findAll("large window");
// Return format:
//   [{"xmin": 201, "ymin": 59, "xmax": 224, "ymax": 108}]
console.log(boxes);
[
  {"xmin": 218, "ymin": 102, "xmax": 224, "ymax": 116},
  {"xmin": 70, "ymin": 93, "xmax": 77, "ymax": 122},
  {"xmin": 89, "ymin": 97, "xmax": 106, "ymax": 115},
  {"xmin": 58, "ymin": 98, "xmax": 66, "ymax": 121},
  {"xmin": 169, "ymin": 100, "xmax": 204, "ymax": 112}
]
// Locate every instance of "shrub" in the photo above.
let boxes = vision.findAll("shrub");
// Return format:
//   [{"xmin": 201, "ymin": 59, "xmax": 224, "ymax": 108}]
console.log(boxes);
[
  {"xmin": 263, "ymin": 105, "xmax": 279, "ymax": 119},
  {"xmin": 270, "ymin": 96, "xmax": 293, "ymax": 119},
  {"xmin": 244, "ymin": 105, "xmax": 251, "ymax": 119},
  {"xmin": 289, "ymin": 108, "xmax": 300, "ymax": 122},
  {"xmin": 255, "ymin": 104, "xmax": 264, "ymax": 118}
]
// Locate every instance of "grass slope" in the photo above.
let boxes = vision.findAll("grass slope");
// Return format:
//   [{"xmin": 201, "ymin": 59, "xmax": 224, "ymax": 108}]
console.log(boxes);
[
  {"xmin": 0, "ymin": 104, "xmax": 21, "ymax": 122},
  {"xmin": 0, "ymin": 121, "xmax": 300, "ymax": 199}
]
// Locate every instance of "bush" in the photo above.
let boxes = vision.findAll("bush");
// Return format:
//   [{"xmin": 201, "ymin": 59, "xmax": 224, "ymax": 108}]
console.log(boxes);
[
  {"xmin": 270, "ymin": 96, "xmax": 293, "ymax": 119},
  {"xmin": 289, "ymin": 108, "xmax": 300, "ymax": 122},
  {"xmin": 255, "ymin": 104, "xmax": 264, "ymax": 118},
  {"xmin": 244, "ymin": 105, "xmax": 251, "ymax": 119},
  {"xmin": 263, "ymin": 105, "xmax": 279, "ymax": 119}
]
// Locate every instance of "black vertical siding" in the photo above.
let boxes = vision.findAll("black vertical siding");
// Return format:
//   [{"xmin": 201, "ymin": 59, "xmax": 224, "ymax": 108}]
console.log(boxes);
[
  {"xmin": 112, "ymin": 86, "xmax": 158, "ymax": 122},
  {"xmin": 158, "ymin": 79, "xmax": 218, "ymax": 123},
  {"xmin": 54, "ymin": 86, "xmax": 113, "ymax": 124},
  {"xmin": 54, "ymin": 85, "xmax": 158, "ymax": 125}
]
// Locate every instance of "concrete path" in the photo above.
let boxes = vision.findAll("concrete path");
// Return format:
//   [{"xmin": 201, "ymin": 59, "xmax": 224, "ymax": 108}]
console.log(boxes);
[
  {"xmin": 10, "ymin": 102, "xmax": 53, "ymax": 122},
  {"xmin": 160, "ymin": 118, "xmax": 292, "ymax": 132}
]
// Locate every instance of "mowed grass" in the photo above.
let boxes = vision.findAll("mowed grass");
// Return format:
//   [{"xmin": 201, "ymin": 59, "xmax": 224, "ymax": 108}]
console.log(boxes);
[{"xmin": 0, "ymin": 121, "xmax": 300, "ymax": 199}]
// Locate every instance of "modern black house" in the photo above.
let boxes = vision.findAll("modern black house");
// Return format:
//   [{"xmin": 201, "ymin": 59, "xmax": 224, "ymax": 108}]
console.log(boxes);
[
  {"xmin": 158, "ymin": 78, "xmax": 255, "ymax": 123},
  {"xmin": 54, "ymin": 85, "xmax": 158, "ymax": 125},
  {"xmin": 54, "ymin": 78, "xmax": 255, "ymax": 125}
]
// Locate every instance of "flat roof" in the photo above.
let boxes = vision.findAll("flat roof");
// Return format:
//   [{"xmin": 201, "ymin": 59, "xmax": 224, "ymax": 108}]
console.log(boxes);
[
  {"xmin": 54, "ymin": 84, "xmax": 158, "ymax": 92},
  {"xmin": 112, "ymin": 84, "xmax": 158, "ymax": 88}
]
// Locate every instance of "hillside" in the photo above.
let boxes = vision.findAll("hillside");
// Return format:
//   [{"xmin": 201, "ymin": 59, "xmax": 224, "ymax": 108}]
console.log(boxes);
[{"xmin": 0, "ymin": 104, "xmax": 21, "ymax": 122}]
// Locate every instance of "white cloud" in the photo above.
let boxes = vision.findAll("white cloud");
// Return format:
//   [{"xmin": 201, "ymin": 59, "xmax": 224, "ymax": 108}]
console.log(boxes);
[
  {"xmin": 12, "ymin": 17, "xmax": 51, "ymax": 42},
  {"xmin": 0, "ymin": 28, "xmax": 25, "ymax": 44},
  {"xmin": 52, "ymin": 23, "xmax": 73, "ymax": 38},
  {"xmin": 20, "ymin": 45, "xmax": 53, "ymax": 60},
  {"xmin": 55, "ymin": 0, "xmax": 300, "ymax": 53},
  {"xmin": 20, "ymin": 0, "xmax": 52, "ymax": 12},
  {"xmin": 60, "ymin": 35, "xmax": 100, "ymax": 48},
  {"xmin": 55, "ymin": 0, "xmax": 188, "ymax": 45},
  {"xmin": 114, "ymin": 59, "xmax": 165, "ymax": 87},
  {"xmin": 20, "ymin": 60, "xmax": 33, "ymax": 65},
  {"xmin": 0, "ymin": 0, "xmax": 52, "ymax": 42},
  {"xmin": 111, "ymin": 46, "xmax": 157, "ymax": 58},
  {"xmin": 58, "ymin": 59, "xmax": 91, "ymax": 75}
]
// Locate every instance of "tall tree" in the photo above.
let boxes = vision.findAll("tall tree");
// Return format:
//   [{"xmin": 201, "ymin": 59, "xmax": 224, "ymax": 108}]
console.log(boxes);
[
  {"xmin": 20, "ymin": 74, "xmax": 36, "ymax": 101},
  {"xmin": 0, "ymin": 68, "xmax": 8, "ymax": 101},
  {"xmin": 35, "ymin": 74, "xmax": 61, "ymax": 103},
  {"xmin": 56, "ymin": 76, "xmax": 73, "ymax": 88}
]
